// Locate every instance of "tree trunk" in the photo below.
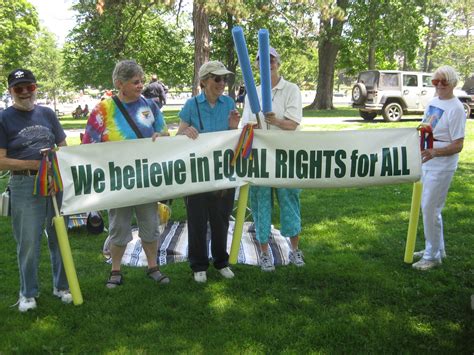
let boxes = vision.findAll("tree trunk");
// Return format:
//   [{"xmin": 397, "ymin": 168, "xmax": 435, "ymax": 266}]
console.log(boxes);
[
  {"xmin": 368, "ymin": 45, "xmax": 376, "ymax": 69},
  {"xmin": 192, "ymin": 1, "xmax": 209, "ymax": 96},
  {"xmin": 307, "ymin": 0, "xmax": 348, "ymax": 110},
  {"xmin": 311, "ymin": 41, "xmax": 338, "ymax": 109}
]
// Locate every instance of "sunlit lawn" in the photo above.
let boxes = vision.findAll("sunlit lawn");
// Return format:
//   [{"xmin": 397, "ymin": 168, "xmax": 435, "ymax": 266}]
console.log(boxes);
[{"xmin": 0, "ymin": 111, "xmax": 472, "ymax": 353}]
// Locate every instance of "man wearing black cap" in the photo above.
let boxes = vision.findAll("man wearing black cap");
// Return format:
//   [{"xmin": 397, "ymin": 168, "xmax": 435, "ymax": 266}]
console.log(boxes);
[{"xmin": 0, "ymin": 69, "xmax": 72, "ymax": 312}]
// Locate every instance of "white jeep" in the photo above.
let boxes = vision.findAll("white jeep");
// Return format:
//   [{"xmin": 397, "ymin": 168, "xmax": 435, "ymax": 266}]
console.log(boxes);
[{"xmin": 351, "ymin": 70, "xmax": 472, "ymax": 122}]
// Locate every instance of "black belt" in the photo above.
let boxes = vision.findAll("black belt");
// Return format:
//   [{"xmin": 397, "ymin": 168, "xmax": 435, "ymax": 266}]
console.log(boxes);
[
  {"xmin": 433, "ymin": 139, "xmax": 449, "ymax": 142},
  {"xmin": 11, "ymin": 169, "xmax": 38, "ymax": 176}
]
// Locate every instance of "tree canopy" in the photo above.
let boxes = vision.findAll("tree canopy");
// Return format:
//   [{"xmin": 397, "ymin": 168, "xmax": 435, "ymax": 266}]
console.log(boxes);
[
  {"xmin": 1, "ymin": 0, "xmax": 472, "ymax": 109},
  {"xmin": 0, "ymin": 0, "xmax": 39, "ymax": 92}
]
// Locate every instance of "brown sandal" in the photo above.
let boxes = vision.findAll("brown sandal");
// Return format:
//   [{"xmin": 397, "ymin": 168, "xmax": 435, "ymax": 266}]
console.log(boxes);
[
  {"xmin": 106, "ymin": 270, "xmax": 123, "ymax": 289},
  {"xmin": 146, "ymin": 266, "xmax": 170, "ymax": 284}
]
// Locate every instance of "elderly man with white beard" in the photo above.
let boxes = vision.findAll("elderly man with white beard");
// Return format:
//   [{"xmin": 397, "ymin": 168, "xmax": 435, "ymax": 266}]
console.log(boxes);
[{"xmin": 0, "ymin": 68, "xmax": 72, "ymax": 312}]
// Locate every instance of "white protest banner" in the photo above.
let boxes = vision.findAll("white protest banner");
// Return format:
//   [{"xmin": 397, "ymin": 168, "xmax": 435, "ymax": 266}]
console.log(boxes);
[{"xmin": 57, "ymin": 128, "xmax": 421, "ymax": 215}]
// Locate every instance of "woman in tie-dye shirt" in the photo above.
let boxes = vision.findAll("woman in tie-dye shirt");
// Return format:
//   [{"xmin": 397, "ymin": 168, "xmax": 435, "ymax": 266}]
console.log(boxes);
[{"xmin": 82, "ymin": 60, "xmax": 170, "ymax": 288}]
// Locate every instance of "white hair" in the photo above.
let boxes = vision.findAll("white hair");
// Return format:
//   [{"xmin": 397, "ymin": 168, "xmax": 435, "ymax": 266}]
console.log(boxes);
[{"xmin": 433, "ymin": 65, "xmax": 458, "ymax": 87}]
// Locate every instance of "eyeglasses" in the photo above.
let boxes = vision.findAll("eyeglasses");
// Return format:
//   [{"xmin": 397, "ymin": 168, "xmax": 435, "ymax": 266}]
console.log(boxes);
[
  {"xmin": 431, "ymin": 79, "xmax": 449, "ymax": 87},
  {"xmin": 12, "ymin": 84, "xmax": 37, "ymax": 94},
  {"xmin": 211, "ymin": 75, "xmax": 227, "ymax": 83}
]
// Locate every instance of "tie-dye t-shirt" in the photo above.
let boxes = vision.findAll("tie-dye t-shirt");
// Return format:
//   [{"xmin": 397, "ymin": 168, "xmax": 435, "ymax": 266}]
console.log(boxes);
[{"xmin": 81, "ymin": 96, "xmax": 167, "ymax": 143}]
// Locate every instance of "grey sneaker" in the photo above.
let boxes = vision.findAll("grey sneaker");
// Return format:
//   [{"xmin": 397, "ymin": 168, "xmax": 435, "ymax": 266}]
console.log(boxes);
[
  {"xmin": 413, "ymin": 250, "xmax": 425, "ymax": 259},
  {"xmin": 53, "ymin": 288, "xmax": 73, "ymax": 304},
  {"xmin": 218, "ymin": 267, "xmax": 235, "ymax": 279},
  {"xmin": 414, "ymin": 249, "xmax": 446, "ymax": 259},
  {"xmin": 260, "ymin": 252, "xmax": 275, "ymax": 272},
  {"xmin": 412, "ymin": 258, "xmax": 442, "ymax": 271},
  {"xmin": 289, "ymin": 249, "xmax": 305, "ymax": 267}
]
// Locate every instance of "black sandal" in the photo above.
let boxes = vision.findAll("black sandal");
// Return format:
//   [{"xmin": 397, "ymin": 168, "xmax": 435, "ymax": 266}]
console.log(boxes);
[
  {"xmin": 106, "ymin": 270, "xmax": 123, "ymax": 289},
  {"xmin": 147, "ymin": 266, "xmax": 170, "ymax": 284}
]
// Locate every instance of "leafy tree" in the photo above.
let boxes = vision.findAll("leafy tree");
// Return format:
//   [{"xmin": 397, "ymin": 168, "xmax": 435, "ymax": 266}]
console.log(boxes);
[
  {"xmin": 0, "ymin": 0, "xmax": 39, "ymax": 92},
  {"xmin": 26, "ymin": 28, "xmax": 68, "ymax": 111},
  {"xmin": 430, "ymin": 0, "xmax": 473, "ymax": 81},
  {"xmin": 339, "ymin": 0, "xmax": 424, "ymax": 75},
  {"xmin": 62, "ymin": 0, "xmax": 192, "ymax": 91}
]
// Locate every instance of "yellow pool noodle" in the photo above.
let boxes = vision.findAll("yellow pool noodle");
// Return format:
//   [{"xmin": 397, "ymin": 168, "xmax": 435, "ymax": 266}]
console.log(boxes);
[
  {"xmin": 404, "ymin": 181, "xmax": 423, "ymax": 263},
  {"xmin": 229, "ymin": 184, "xmax": 250, "ymax": 264},
  {"xmin": 53, "ymin": 216, "xmax": 83, "ymax": 305}
]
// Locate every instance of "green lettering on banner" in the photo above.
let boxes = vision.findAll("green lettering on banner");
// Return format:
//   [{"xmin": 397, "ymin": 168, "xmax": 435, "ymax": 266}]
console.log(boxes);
[
  {"xmin": 309, "ymin": 150, "xmax": 322, "ymax": 179},
  {"xmin": 247, "ymin": 150, "xmax": 260, "ymax": 178},
  {"xmin": 275, "ymin": 149, "xmax": 287, "ymax": 178},
  {"xmin": 190, "ymin": 153, "xmax": 197, "ymax": 182},
  {"xmin": 109, "ymin": 162, "xmax": 123, "ymax": 191},
  {"xmin": 195, "ymin": 156, "xmax": 209, "ymax": 182},
  {"xmin": 71, "ymin": 165, "xmax": 93, "ymax": 195},
  {"xmin": 369, "ymin": 153, "xmax": 378, "ymax": 177},
  {"xmin": 223, "ymin": 149, "xmax": 236, "ymax": 180},
  {"xmin": 401, "ymin": 147, "xmax": 410, "ymax": 175},
  {"xmin": 175, "ymin": 159, "xmax": 187, "ymax": 184},
  {"xmin": 296, "ymin": 150, "xmax": 308, "ymax": 179},
  {"xmin": 150, "ymin": 162, "xmax": 162, "ymax": 186},
  {"xmin": 213, "ymin": 151, "xmax": 223, "ymax": 180},
  {"xmin": 123, "ymin": 165, "xmax": 135, "ymax": 190},
  {"xmin": 93, "ymin": 168, "xmax": 105, "ymax": 193},
  {"xmin": 334, "ymin": 150, "xmax": 347, "ymax": 178},
  {"xmin": 161, "ymin": 161, "xmax": 174, "ymax": 185},
  {"xmin": 142, "ymin": 159, "xmax": 150, "ymax": 187},
  {"xmin": 323, "ymin": 150, "xmax": 335, "ymax": 178},
  {"xmin": 380, "ymin": 147, "xmax": 392, "ymax": 176},
  {"xmin": 235, "ymin": 151, "xmax": 248, "ymax": 177},
  {"xmin": 259, "ymin": 149, "xmax": 269, "ymax": 178}
]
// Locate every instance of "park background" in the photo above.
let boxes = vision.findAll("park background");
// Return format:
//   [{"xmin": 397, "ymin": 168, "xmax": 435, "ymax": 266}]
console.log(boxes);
[{"xmin": 0, "ymin": 0, "xmax": 473, "ymax": 353}]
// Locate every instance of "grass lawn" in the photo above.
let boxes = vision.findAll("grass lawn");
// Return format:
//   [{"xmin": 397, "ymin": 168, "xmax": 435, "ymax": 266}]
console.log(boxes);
[{"xmin": 0, "ymin": 113, "xmax": 472, "ymax": 353}]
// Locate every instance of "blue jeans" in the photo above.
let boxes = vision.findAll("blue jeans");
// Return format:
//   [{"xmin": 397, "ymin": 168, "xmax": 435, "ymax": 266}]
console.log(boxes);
[{"xmin": 9, "ymin": 175, "xmax": 69, "ymax": 298}]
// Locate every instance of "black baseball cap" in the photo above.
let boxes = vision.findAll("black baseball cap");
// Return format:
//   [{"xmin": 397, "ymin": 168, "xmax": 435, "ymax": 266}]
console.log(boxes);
[{"xmin": 8, "ymin": 68, "xmax": 36, "ymax": 88}]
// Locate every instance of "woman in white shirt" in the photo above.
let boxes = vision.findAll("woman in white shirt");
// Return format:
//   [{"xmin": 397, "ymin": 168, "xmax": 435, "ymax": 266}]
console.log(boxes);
[
  {"xmin": 413, "ymin": 65, "xmax": 466, "ymax": 271},
  {"xmin": 241, "ymin": 48, "xmax": 304, "ymax": 272}
]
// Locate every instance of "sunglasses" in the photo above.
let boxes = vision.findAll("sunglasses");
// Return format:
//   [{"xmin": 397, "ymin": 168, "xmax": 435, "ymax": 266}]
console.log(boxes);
[
  {"xmin": 12, "ymin": 84, "xmax": 37, "ymax": 94},
  {"xmin": 431, "ymin": 79, "xmax": 449, "ymax": 87},
  {"xmin": 211, "ymin": 75, "xmax": 227, "ymax": 83}
]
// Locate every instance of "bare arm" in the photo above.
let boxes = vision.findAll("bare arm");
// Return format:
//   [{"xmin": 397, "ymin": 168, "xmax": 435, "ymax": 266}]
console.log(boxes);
[
  {"xmin": 264, "ymin": 112, "xmax": 299, "ymax": 131},
  {"xmin": 0, "ymin": 149, "xmax": 40, "ymax": 171},
  {"xmin": 177, "ymin": 121, "xmax": 199, "ymax": 139},
  {"xmin": 421, "ymin": 138, "xmax": 464, "ymax": 163}
]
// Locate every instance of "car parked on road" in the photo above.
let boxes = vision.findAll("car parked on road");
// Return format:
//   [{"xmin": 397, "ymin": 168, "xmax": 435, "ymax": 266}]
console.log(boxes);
[{"xmin": 351, "ymin": 70, "xmax": 473, "ymax": 121}]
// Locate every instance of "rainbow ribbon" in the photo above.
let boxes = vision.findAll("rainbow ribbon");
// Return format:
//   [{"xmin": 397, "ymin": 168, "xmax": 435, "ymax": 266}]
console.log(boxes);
[
  {"xmin": 232, "ymin": 124, "xmax": 255, "ymax": 166},
  {"xmin": 33, "ymin": 150, "xmax": 63, "ymax": 196},
  {"xmin": 418, "ymin": 124, "xmax": 433, "ymax": 151}
]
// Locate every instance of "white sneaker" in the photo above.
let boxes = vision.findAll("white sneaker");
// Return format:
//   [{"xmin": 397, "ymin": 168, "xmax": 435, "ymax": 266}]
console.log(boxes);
[
  {"xmin": 412, "ymin": 258, "xmax": 442, "ymax": 271},
  {"xmin": 53, "ymin": 288, "xmax": 73, "ymax": 304},
  {"xmin": 414, "ymin": 250, "xmax": 446, "ymax": 259},
  {"xmin": 218, "ymin": 267, "xmax": 234, "ymax": 279},
  {"xmin": 260, "ymin": 252, "xmax": 275, "ymax": 272},
  {"xmin": 413, "ymin": 250, "xmax": 425, "ymax": 259},
  {"xmin": 18, "ymin": 294, "xmax": 37, "ymax": 312},
  {"xmin": 289, "ymin": 249, "xmax": 305, "ymax": 267},
  {"xmin": 194, "ymin": 271, "xmax": 207, "ymax": 283}
]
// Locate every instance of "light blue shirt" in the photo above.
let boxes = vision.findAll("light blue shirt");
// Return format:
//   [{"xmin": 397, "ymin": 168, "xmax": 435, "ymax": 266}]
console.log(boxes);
[{"xmin": 179, "ymin": 92, "xmax": 235, "ymax": 133}]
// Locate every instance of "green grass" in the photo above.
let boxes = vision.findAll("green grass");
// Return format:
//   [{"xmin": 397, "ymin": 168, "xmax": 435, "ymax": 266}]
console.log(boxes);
[{"xmin": 0, "ymin": 117, "xmax": 472, "ymax": 353}]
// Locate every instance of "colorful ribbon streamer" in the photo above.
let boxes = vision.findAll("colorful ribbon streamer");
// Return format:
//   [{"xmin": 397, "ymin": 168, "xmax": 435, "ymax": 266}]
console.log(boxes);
[
  {"xmin": 418, "ymin": 124, "xmax": 433, "ymax": 151},
  {"xmin": 34, "ymin": 150, "xmax": 64, "ymax": 196},
  {"xmin": 232, "ymin": 124, "xmax": 255, "ymax": 166}
]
